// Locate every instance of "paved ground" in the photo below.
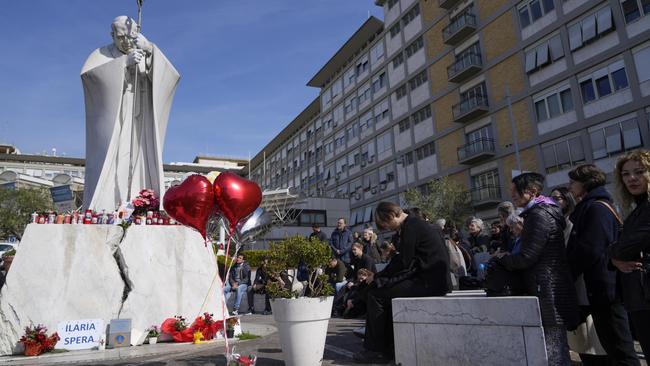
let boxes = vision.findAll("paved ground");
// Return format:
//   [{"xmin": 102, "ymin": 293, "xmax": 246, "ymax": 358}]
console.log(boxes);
[
  {"xmin": 0, "ymin": 315, "xmax": 368, "ymax": 366},
  {"xmin": 0, "ymin": 314, "xmax": 645, "ymax": 366}
]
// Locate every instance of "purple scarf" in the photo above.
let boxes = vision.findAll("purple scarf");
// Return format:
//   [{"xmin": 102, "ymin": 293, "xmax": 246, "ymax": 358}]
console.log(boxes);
[{"xmin": 523, "ymin": 195, "xmax": 558, "ymax": 213}]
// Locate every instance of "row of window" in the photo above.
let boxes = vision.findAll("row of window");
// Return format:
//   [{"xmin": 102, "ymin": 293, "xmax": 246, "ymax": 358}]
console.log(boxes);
[
  {"xmin": 398, "ymin": 105, "xmax": 433, "ymax": 133},
  {"xmin": 532, "ymin": 57, "xmax": 634, "ymax": 123},
  {"xmin": 518, "ymin": 0, "xmax": 648, "ymax": 31},
  {"xmin": 542, "ymin": 117, "xmax": 643, "ymax": 173}
]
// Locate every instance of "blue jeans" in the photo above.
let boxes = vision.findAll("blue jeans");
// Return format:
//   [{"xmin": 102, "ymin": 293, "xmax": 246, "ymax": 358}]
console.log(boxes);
[
  {"xmin": 335, "ymin": 281, "xmax": 348, "ymax": 294},
  {"xmin": 224, "ymin": 283, "xmax": 249, "ymax": 311}
]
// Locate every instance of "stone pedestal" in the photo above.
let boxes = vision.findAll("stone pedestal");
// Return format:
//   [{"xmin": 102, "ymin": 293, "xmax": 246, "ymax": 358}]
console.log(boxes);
[
  {"xmin": 392, "ymin": 295, "xmax": 547, "ymax": 366},
  {"xmin": 0, "ymin": 224, "xmax": 223, "ymax": 355}
]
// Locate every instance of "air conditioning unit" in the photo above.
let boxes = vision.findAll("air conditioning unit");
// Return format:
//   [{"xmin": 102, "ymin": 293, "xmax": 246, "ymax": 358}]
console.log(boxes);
[
  {"xmin": 335, "ymin": 173, "xmax": 341, "ymax": 180},
  {"xmin": 361, "ymin": 161, "xmax": 366, "ymax": 167},
  {"xmin": 371, "ymin": 187, "xmax": 378, "ymax": 194},
  {"xmin": 355, "ymin": 193, "xmax": 361, "ymax": 200}
]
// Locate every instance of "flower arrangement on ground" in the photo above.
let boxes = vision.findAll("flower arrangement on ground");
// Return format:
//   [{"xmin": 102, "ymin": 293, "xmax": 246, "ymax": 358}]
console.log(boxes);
[
  {"xmin": 148, "ymin": 325, "xmax": 161, "ymax": 338},
  {"xmin": 19, "ymin": 324, "xmax": 59, "ymax": 356},
  {"xmin": 191, "ymin": 312, "xmax": 223, "ymax": 340},
  {"xmin": 161, "ymin": 313, "xmax": 225, "ymax": 343}
]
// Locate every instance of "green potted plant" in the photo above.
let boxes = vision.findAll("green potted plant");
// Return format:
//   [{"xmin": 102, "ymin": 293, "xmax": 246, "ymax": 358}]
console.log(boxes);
[
  {"xmin": 265, "ymin": 235, "xmax": 334, "ymax": 366},
  {"xmin": 147, "ymin": 325, "xmax": 160, "ymax": 344}
]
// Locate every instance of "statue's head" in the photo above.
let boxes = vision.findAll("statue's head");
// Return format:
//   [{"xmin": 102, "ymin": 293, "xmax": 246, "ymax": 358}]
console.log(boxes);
[{"xmin": 111, "ymin": 15, "xmax": 139, "ymax": 54}]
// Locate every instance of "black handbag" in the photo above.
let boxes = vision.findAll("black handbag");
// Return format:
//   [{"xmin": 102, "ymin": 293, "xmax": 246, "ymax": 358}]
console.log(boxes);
[{"xmin": 484, "ymin": 259, "xmax": 525, "ymax": 297}]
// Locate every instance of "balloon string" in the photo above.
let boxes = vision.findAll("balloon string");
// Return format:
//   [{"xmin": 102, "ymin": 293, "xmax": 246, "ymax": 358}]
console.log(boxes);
[{"xmin": 221, "ymin": 234, "xmax": 235, "ymax": 356}]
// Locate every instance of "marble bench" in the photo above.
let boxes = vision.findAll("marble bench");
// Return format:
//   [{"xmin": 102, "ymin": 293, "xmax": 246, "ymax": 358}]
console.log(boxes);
[{"xmin": 392, "ymin": 294, "xmax": 548, "ymax": 366}]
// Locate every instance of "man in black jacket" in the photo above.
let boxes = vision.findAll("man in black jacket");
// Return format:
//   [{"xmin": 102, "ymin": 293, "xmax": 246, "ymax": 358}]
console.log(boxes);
[
  {"xmin": 350, "ymin": 242, "xmax": 377, "ymax": 277},
  {"xmin": 567, "ymin": 164, "xmax": 639, "ymax": 365},
  {"xmin": 309, "ymin": 223, "xmax": 328, "ymax": 242},
  {"xmin": 354, "ymin": 202, "xmax": 450, "ymax": 364}
]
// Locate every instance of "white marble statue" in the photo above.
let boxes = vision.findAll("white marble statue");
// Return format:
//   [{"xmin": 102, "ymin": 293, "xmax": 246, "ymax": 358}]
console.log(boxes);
[{"xmin": 81, "ymin": 15, "xmax": 180, "ymax": 211}]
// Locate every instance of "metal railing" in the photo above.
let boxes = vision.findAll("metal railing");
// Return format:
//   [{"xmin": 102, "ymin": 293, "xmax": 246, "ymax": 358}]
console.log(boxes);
[
  {"xmin": 447, "ymin": 52, "xmax": 483, "ymax": 80},
  {"xmin": 453, "ymin": 94, "xmax": 489, "ymax": 120},
  {"xmin": 457, "ymin": 138, "xmax": 496, "ymax": 161},
  {"xmin": 443, "ymin": 13, "xmax": 477, "ymax": 41}
]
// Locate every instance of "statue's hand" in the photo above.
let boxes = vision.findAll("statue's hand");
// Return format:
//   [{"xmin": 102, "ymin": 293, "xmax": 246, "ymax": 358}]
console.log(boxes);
[
  {"xmin": 127, "ymin": 49, "xmax": 145, "ymax": 66},
  {"xmin": 134, "ymin": 33, "xmax": 153, "ymax": 54}
]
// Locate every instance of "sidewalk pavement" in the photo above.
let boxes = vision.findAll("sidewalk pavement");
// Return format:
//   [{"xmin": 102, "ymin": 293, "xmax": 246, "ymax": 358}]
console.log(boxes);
[{"xmin": 0, "ymin": 315, "xmax": 369, "ymax": 366}]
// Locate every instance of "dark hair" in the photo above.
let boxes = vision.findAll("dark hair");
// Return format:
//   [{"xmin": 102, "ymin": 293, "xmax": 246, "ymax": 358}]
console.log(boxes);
[
  {"xmin": 352, "ymin": 242, "xmax": 363, "ymax": 250},
  {"xmin": 237, "ymin": 252, "xmax": 246, "ymax": 260},
  {"xmin": 491, "ymin": 221, "xmax": 501, "ymax": 228},
  {"xmin": 375, "ymin": 202, "xmax": 403, "ymax": 230},
  {"xmin": 550, "ymin": 186, "xmax": 576, "ymax": 216},
  {"xmin": 511, "ymin": 172, "xmax": 545, "ymax": 196},
  {"xmin": 405, "ymin": 207, "xmax": 424, "ymax": 220},
  {"xmin": 337, "ymin": 217, "xmax": 346, "ymax": 224},
  {"xmin": 312, "ymin": 223, "xmax": 320, "ymax": 229},
  {"xmin": 568, "ymin": 164, "xmax": 606, "ymax": 192}
]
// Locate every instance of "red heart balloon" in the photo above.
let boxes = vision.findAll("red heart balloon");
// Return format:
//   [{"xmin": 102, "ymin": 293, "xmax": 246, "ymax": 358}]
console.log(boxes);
[
  {"xmin": 163, "ymin": 175, "xmax": 214, "ymax": 240},
  {"xmin": 213, "ymin": 172, "xmax": 262, "ymax": 234}
]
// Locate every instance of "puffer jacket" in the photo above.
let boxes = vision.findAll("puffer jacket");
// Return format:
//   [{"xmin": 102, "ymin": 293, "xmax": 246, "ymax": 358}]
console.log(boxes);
[
  {"xmin": 498, "ymin": 202, "xmax": 579, "ymax": 329},
  {"xmin": 609, "ymin": 195, "xmax": 650, "ymax": 311}
]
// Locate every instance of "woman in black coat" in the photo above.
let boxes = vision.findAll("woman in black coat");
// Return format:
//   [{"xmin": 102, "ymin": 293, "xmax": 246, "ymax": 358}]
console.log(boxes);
[
  {"xmin": 566, "ymin": 164, "xmax": 639, "ymax": 365},
  {"xmin": 496, "ymin": 172, "xmax": 579, "ymax": 366},
  {"xmin": 609, "ymin": 150, "xmax": 650, "ymax": 358}
]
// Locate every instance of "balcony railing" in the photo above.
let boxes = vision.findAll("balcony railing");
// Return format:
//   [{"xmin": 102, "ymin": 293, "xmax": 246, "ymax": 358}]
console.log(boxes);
[
  {"xmin": 448, "ymin": 53, "xmax": 483, "ymax": 83},
  {"xmin": 457, "ymin": 138, "xmax": 496, "ymax": 164},
  {"xmin": 439, "ymin": 0, "xmax": 461, "ymax": 9},
  {"xmin": 453, "ymin": 94, "xmax": 489, "ymax": 122},
  {"xmin": 470, "ymin": 185, "xmax": 501, "ymax": 207},
  {"xmin": 443, "ymin": 13, "xmax": 477, "ymax": 45}
]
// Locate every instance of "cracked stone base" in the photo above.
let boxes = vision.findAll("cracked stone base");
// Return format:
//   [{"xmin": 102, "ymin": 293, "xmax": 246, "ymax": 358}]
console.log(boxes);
[{"xmin": 0, "ymin": 224, "xmax": 223, "ymax": 355}]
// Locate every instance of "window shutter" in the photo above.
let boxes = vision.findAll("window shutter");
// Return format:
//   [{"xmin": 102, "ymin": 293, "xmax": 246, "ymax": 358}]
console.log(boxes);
[
  {"xmin": 582, "ymin": 14, "xmax": 597, "ymax": 43},
  {"xmin": 596, "ymin": 7, "xmax": 613, "ymax": 35},
  {"xmin": 549, "ymin": 35, "xmax": 564, "ymax": 61},
  {"xmin": 525, "ymin": 50, "xmax": 537, "ymax": 73},
  {"xmin": 568, "ymin": 23, "xmax": 583, "ymax": 50},
  {"xmin": 536, "ymin": 43, "xmax": 550, "ymax": 67}
]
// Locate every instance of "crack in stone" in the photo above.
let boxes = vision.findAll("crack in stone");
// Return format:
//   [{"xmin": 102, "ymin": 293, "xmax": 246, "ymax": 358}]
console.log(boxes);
[
  {"xmin": 393, "ymin": 306, "xmax": 495, "ymax": 324},
  {"xmin": 113, "ymin": 230, "xmax": 133, "ymax": 318}
]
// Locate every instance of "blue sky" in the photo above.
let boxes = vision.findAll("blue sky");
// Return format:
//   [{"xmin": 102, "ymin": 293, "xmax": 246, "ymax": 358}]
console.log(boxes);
[{"xmin": 0, "ymin": 1, "xmax": 383, "ymax": 163}]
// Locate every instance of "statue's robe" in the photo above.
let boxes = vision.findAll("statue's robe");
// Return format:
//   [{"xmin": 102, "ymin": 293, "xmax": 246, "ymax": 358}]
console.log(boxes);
[{"xmin": 81, "ymin": 43, "xmax": 179, "ymax": 211}]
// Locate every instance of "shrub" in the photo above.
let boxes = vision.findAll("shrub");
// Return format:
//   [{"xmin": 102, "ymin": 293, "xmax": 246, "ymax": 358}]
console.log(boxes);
[{"xmin": 265, "ymin": 236, "xmax": 334, "ymax": 299}]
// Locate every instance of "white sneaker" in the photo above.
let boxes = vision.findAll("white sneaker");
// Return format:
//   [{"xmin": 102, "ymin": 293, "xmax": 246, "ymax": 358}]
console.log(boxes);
[{"xmin": 231, "ymin": 310, "xmax": 239, "ymax": 316}]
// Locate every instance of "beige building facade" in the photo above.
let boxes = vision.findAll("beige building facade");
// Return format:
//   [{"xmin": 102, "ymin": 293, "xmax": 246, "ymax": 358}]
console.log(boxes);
[{"xmin": 250, "ymin": 0, "xmax": 650, "ymax": 225}]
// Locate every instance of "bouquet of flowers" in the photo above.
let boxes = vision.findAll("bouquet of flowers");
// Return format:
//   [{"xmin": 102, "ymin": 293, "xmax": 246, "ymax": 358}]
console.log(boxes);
[
  {"xmin": 131, "ymin": 188, "xmax": 160, "ymax": 215},
  {"xmin": 191, "ymin": 312, "xmax": 223, "ymax": 340},
  {"xmin": 19, "ymin": 324, "xmax": 59, "ymax": 356},
  {"xmin": 161, "ymin": 315, "xmax": 194, "ymax": 342}
]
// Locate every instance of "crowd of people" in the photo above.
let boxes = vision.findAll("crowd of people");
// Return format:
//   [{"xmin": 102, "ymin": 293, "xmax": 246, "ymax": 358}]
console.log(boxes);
[
  {"xmin": 223, "ymin": 150, "xmax": 650, "ymax": 365},
  {"xmin": 346, "ymin": 150, "xmax": 650, "ymax": 365}
]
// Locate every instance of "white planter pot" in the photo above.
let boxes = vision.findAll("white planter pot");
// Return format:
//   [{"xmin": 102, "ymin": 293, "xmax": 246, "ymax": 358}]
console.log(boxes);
[
  {"xmin": 148, "ymin": 337, "xmax": 158, "ymax": 345},
  {"xmin": 271, "ymin": 296, "xmax": 334, "ymax": 366}
]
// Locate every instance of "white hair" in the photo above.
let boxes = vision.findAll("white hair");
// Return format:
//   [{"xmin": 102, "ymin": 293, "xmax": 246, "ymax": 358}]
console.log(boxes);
[
  {"xmin": 435, "ymin": 218, "xmax": 446, "ymax": 229},
  {"xmin": 466, "ymin": 216, "xmax": 484, "ymax": 229},
  {"xmin": 506, "ymin": 214, "xmax": 523, "ymax": 227}
]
